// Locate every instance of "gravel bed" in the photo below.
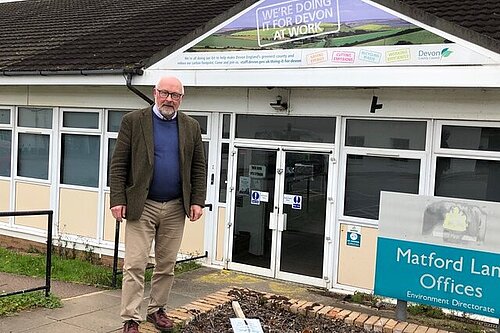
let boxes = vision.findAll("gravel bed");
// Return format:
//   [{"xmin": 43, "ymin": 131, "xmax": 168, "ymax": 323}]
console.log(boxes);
[{"xmin": 180, "ymin": 288, "xmax": 372, "ymax": 333}]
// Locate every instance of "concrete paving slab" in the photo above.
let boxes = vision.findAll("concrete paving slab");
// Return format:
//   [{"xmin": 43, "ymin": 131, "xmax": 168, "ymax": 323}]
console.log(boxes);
[
  {"xmin": 0, "ymin": 308, "xmax": 54, "ymax": 333},
  {"xmin": 16, "ymin": 321, "xmax": 96, "ymax": 333},
  {"xmin": 63, "ymin": 309, "xmax": 123, "ymax": 332},
  {"xmin": 46, "ymin": 291, "xmax": 121, "ymax": 320}
]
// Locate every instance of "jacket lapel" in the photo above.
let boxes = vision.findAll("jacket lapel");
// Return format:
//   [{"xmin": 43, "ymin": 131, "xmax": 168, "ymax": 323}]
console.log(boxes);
[
  {"xmin": 177, "ymin": 112, "xmax": 187, "ymax": 173},
  {"xmin": 140, "ymin": 106, "xmax": 154, "ymax": 165}
]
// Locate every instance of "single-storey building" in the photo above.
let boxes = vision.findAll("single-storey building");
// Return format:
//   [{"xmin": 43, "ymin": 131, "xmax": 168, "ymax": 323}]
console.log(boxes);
[{"xmin": 0, "ymin": 0, "xmax": 499, "ymax": 293}]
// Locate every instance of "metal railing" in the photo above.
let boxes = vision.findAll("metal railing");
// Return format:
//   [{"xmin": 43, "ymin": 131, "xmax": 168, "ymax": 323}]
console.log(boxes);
[{"xmin": 0, "ymin": 210, "xmax": 53, "ymax": 298}]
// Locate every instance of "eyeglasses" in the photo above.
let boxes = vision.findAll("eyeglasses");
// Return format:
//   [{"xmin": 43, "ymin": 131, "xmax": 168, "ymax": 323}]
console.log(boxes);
[{"xmin": 155, "ymin": 89, "xmax": 183, "ymax": 101}]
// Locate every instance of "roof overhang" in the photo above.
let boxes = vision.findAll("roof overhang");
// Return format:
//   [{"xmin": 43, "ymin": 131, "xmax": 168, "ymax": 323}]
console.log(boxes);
[{"xmin": 1, "ymin": 64, "xmax": 499, "ymax": 88}]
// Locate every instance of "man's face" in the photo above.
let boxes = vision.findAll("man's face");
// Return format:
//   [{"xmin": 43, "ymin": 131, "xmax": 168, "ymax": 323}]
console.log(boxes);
[{"xmin": 153, "ymin": 78, "xmax": 184, "ymax": 119}]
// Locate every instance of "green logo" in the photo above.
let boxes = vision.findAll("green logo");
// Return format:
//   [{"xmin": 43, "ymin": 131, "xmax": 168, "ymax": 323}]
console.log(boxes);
[{"xmin": 441, "ymin": 48, "xmax": 453, "ymax": 58}]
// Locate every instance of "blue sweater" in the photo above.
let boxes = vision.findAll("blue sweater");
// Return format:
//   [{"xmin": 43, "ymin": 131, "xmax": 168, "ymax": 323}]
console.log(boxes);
[{"xmin": 148, "ymin": 114, "xmax": 182, "ymax": 202}]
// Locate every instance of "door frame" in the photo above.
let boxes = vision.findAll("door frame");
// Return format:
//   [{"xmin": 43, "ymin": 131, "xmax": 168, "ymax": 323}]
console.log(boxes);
[{"xmin": 226, "ymin": 141, "xmax": 336, "ymax": 287}]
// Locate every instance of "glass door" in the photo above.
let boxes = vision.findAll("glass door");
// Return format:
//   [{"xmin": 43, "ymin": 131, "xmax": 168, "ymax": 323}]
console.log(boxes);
[
  {"xmin": 229, "ymin": 146, "xmax": 331, "ymax": 285},
  {"xmin": 276, "ymin": 151, "xmax": 329, "ymax": 282},
  {"xmin": 230, "ymin": 147, "xmax": 278, "ymax": 276}
]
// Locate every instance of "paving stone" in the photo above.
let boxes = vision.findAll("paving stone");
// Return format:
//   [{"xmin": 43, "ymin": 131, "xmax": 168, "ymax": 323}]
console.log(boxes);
[
  {"xmin": 290, "ymin": 300, "xmax": 308, "ymax": 314},
  {"xmin": 414, "ymin": 325, "xmax": 429, "ymax": 333},
  {"xmin": 384, "ymin": 318, "xmax": 399, "ymax": 333},
  {"xmin": 325, "ymin": 307, "xmax": 343, "ymax": 319},
  {"xmin": 335, "ymin": 309, "xmax": 352, "ymax": 320},
  {"xmin": 373, "ymin": 317, "xmax": 390, "ymax": 332},
  {"xmin": 354, "ymin": 313, "xmax": 369, "ymax": 327},
  {"xmin": 317, "ymin": 305, "xmax": 334, "ymax": 317},
  {"xmin": 345, "ymin": 311, "xmax": 361, "ymax": 325},
  {"xmin": 298, "ymin": 301, "xmax": 314, "ymax": 315},
  {"xmin": 364, "ymin": 315, "xmax": 380, "ymax": 330},
  {"xmin": 394, "ymin": 321, "xmax": 409, "ymax": 333},
  {"xmin": 403, "ymin": 323, "xmax": 419, "ymax": 332},
  {"xmin": 307, "ymin": 303, "xmax": 325, "ymax": 317}
]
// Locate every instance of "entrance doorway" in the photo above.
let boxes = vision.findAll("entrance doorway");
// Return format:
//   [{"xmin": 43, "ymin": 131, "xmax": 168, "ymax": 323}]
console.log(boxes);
[{"xmin": 228, "ymin": 146, "xmax": 333, "ymax": 286}]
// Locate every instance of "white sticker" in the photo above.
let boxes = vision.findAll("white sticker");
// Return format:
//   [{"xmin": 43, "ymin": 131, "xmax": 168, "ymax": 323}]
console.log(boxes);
[
  {"xmin": 283, "ymin": 194, "xmax": 294, "ymax": 205},
  {"xmin": 259, "ymin": 191, "xmax": 269, "ymax": 203},
  {"xmin": 230, "ymin": 318, "xmax": 264, "ymax": 333}
]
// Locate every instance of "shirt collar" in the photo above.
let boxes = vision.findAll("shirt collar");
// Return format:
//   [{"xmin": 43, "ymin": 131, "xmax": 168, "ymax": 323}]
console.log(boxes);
[{"xmin": 153, "ymin": 105, "xmax": 177, "ymax": 120}]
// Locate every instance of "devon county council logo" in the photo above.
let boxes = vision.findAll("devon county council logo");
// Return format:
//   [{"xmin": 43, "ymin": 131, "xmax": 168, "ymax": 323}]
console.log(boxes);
[
  {"xmin": 441, "ymin": 48, "xmax": 453, "ymax": 57},
  {"xmin": 418, "ymin": 47, "xmax": 453, "ymax": 61}
]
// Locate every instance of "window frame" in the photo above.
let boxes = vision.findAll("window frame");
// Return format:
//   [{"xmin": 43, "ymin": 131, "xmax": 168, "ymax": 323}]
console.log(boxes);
[
  {"xmin": 58, "ymin": 108, "xmax": 103, "ymax": 189},
  {"xmin": 15, "ymin": 106, "xmax": 55, "ymax": 183},
  {"xmin": 104, "ymin": 109, "xmax": 132, "ymax": 189},
  {"xmin": 0, "ymin": 106, "xmax": 14, "ymax": 179},
  {"xmin": 432, "ymin": 120, "xmax": 500, "ymax": 200},
  {"xmin": 339, "ymin": 117, "xmax": 430, "ymax": 226}
]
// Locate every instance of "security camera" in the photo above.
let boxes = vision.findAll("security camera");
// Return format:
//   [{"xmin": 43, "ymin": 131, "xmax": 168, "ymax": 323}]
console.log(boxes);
[{"xmin": 270, "ymin": 95, "xmax": 288, "ymax": 111}]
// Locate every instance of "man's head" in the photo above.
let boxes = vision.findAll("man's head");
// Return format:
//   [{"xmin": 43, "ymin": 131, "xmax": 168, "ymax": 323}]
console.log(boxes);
[{"xmin": 153, "ymin": 76, "xmax": 184, "ymax": 119}]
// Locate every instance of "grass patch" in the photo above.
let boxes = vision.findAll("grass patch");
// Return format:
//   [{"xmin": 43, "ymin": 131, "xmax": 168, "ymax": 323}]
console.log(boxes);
[
  {"xmin": 0, "ymin": 292, "xmax": 61, "ymax": 316},
  {"xmin": 0, "ymin": 246, "xmax": 202, "ymax": 316},
  {"xmin": 0, "ymin": 247, "xmax": 203, "ymax": 288},
  {"xmin": 0, "ymin": 247, "xmax": 114, "ymax": 287},
  {"xmin": 408, "ymin": 304, "xmax": 446, "ymax": 319}
]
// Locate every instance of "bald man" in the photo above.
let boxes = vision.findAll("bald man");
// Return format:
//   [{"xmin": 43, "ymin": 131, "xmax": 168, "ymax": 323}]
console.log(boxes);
[{"xmin": 110, "ymin": 76, "xmax": 206, "ymax": 333}]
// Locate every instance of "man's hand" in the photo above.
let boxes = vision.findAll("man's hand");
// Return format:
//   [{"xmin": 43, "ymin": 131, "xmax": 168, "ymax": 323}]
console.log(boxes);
[
  {"xmin": 189, "ymin": 204, "xmax": 204, "ymax": 221},
  {"xmin": 111, "ymin": 205, "xmax": 127, "ymax": 222}
]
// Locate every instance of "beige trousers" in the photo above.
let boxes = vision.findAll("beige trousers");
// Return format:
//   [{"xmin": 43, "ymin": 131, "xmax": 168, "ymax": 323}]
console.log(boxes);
[{"xmin": 120, "ymin": 198, "xmax": 185, "ymax": 322}]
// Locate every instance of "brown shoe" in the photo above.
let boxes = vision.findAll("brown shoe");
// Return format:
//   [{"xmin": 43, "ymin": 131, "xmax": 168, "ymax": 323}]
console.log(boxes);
[
  {"xmin": 146, "ymin": 308, "xmax": 173, "ymax": 332},
  {"xmin": 123, "ymin": 320, "xmax": 140, "ymax": 333}
]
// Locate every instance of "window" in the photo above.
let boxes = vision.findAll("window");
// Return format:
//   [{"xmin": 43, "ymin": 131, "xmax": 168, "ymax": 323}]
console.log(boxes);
[
  {"xmin": 441, "ymin": 125, "xmax": 500, "ymax": 151},
  {"xmin": 435, "ymin": 122, "xmax": 500, "ymax": 203},
  {"xmin": 190, "ymin": 115, "xmax": 208, "ymax": 135},
  {"xmin": 218, "ymin": 113, "xmax": 232, "ymax": 203},
  {"xmin": 63, "ymin": 111, "xmax": 99, "ymax": 129},
  {"xmin": 60, "ymin": 110, "xmax": 101, "ymax": 187},
  {"xmin": 0, "ymin": 108, "xmax": 10, "ymax": 124},
  {"xmin": 435, "ymin": 158, "xmax": 500, "ymax": 202},
  {"xmin": 18, "ymin": 133, "xmax": 50, "ymax": 179},
  {"xmin": 346, "ymin": 119, "xmax": 426, "ymax": 150},
  {"xmin": 236, "ymin": 115, "xmax": 335, "ymax": 143},
  {"xmin": 0, "ymin": 108, "xmax": 12, "ymax": 177},
  {"xmin": 106, "ymin": 110, "xmax": 131, "ymax": 186},
  {"xmin": 345, "ymin": 155, "xmax": 420, "ymax": 219},
  {"xmin": 219, "ymin": 143, "xmax": 229, "ymax": 202},
  {"xmin": 16, "ymin": 107, "xmax": 53, "ymax": 180},
  {"xmin": 18, "ymin": 107, "xmax": 52, "ymax": 128},
  {"xmin": 342, "ymin": 119, "xmax": 427, "ymax": 221}
]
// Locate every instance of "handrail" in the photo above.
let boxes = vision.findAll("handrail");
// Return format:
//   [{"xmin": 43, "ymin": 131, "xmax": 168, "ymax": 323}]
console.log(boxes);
[{"xmin": 0, "ymin": 210, "xmax": 53, "ymax": 298}]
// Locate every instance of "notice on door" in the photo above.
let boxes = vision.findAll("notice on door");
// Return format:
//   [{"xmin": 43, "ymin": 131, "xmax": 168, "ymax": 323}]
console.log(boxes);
[
  {"xmin": 284, "ymin": 194, "xmax": 302, "ymax": 210},
  {"xmin": 346, "ymin": 225, "xmax": 361, "ymax": 247},
  {"xmin": 249, "ymin": 164, "xmax": 266, "ymax": 178},
  {"xmin": 250, "ymin": 190, "xmax": 269, "ymax": 205}
]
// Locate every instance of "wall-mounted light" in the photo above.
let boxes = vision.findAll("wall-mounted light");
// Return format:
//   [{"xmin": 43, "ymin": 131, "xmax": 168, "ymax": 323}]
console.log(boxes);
[{"xmin": 270, "ymin": 95, "xmax": 288, "ymax": 112}]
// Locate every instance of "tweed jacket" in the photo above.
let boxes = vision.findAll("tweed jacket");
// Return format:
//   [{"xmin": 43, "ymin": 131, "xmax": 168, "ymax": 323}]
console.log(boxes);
[{"xmin": 109, "ymin": 106, "xmax": 207, "ymax": 221}]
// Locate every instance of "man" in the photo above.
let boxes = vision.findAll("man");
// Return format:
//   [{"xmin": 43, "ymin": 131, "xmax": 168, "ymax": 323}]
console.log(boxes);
[{"xmin": 110, "ymin": 76, "xmax": 206, "ymax": 333}]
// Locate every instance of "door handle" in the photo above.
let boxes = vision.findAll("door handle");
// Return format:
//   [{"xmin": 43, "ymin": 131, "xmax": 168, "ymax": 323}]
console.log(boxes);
[
  {"xmin": 269, "ymin": 211, "xmax": 277, "ymax": 230},
  {"xmin": 278, "ymin": 213, "xmax": 287, "ymax": 231}
]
